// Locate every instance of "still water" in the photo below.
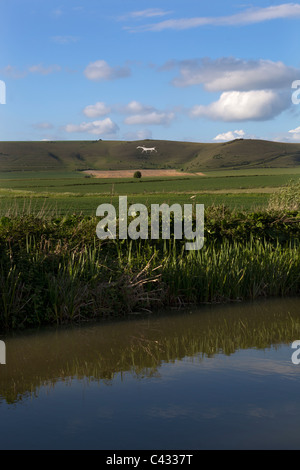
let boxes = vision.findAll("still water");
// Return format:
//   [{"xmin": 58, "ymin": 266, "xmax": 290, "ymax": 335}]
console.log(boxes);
[{"xmin": 0, "ymin": 297, "xmax": 300, "ymax": 450}]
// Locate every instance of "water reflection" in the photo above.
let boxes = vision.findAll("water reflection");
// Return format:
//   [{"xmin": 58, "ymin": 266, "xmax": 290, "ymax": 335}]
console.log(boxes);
[{"xmin": 1, "ymin": 297, "xmax": 300, "ymax": 404}]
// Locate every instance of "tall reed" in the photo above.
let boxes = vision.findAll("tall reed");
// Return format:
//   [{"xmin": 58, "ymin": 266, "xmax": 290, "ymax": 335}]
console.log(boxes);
[{"xmin": 0, "ymin": 210, "xmax": 299, "ymax": 329}]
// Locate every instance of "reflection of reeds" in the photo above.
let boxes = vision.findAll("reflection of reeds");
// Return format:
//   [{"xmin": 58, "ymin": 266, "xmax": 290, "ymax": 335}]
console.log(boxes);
[{"xmin": 1, "ymin": 298, "xmax": 300, "ymax": 404}]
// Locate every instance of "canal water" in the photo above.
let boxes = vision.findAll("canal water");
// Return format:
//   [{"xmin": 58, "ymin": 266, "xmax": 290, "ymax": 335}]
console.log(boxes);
[{"xmin": 0, "ymin": 297, "xmax": 300, "ymax": 450}]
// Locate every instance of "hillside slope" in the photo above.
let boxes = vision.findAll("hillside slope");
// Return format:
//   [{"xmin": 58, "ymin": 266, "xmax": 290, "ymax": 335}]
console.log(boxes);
[{"xmin": 0, "ymin": 139, "xmax": 300, "ymax": 172}]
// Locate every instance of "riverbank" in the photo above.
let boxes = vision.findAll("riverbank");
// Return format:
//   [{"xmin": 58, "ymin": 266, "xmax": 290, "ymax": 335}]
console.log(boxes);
[{"xmin": 0, "ymin": 206, "xmax": 299, "ymax": 330}]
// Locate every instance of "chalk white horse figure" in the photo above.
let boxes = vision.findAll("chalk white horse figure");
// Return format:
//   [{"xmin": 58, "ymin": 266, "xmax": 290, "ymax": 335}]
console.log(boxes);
[{"xmin": 136, "ymin": 146, "xmax": 157, "ymax": 153}]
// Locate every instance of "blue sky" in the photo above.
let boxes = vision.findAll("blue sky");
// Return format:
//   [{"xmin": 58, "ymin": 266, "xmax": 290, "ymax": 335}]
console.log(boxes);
[{"xmin": 1, "ymin": 0, "xmax": 300, "ymax": 142}]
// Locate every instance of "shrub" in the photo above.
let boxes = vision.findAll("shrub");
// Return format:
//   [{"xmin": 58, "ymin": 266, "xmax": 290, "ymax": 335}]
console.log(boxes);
[{"xmin": 134, "ymin": 171, "xmax": 142, "ymax": 179}]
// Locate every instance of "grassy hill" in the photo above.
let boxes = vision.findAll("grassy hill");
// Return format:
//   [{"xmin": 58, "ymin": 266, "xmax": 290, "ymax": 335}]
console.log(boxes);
[{"xmin": 0, "ymin": 138, "xmax": 300, "ymax": 172}]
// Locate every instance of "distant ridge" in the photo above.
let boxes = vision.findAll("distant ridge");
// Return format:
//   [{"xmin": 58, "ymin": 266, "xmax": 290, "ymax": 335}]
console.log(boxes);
[{"xmin": 0, "ymin": 139, "xmax": 299, "ymax": 172}]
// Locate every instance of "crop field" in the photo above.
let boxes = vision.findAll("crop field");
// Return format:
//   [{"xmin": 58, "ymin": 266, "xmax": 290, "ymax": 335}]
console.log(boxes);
[{"xmin": 0, "ymin": 167, "xmax": 299, "ymax": 215}]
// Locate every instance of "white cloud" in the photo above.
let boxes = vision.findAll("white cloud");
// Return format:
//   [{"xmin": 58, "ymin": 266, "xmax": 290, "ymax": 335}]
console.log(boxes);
[
  {"xmin": 84, "ymin": 60, "xmax": 131, "ymax": 81},
  {"xmin": 129, "ymin": 3, "xmax": 300, "ymax": 32},
  {"xmin": 289, "ymin": 126, "xmax": 300, "ymax": 133},
  {"xmin": 214, "ymin": 130, "xmax": 246, "ymax": 141},
  {"xmin": 288, "ymin": 126, "xmax": 300, "ymax": 140},
  {"xmin": 163, "ymin": 57, "xmax": 295, "ymax": 124},
  {"xmin": 120, "ymin": 101, "xmax": 155, "ymax": 114},
  {"xmin": 83, "ymin": 102, "xmax": 111, "ymax": 118},
  {"xmin": 120, "ymin": 9, "xmax": 171, "ymax": 20},
  {"xmin": 63, "ymin": 118, "xmax": 119, "ymax": 136},
  {"xmin": 125, "ymin": 111, "xmax": 175, "ymax": 126},
  {"xmin": 119, "ymin": 101, "xmax": 175, "ymax": 126},
  {"xmin": 190, "ymin": 90, "xmax": 289, "ymax": 121},
  {"xmin": 170, "ymin": 58, "xmax": 299, "ymax": 91}
]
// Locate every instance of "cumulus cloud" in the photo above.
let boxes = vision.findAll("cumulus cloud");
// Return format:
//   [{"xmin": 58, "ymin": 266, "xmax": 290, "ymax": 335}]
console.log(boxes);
[
  {"xmin": 162, "ymin": 57, "xmax": 296, "ymax": 123},
  {"xmin": 289, "ymin": 126, "xmax": 300, "ymax": 133},
  {"xmin": 118, "ymin": 100, "xmax": 156, "ymax": 115},
  {"xmin": 190, "ymin": 90, "xmax": 289, "ymax": 121},
  {"xmin": 213, "ymin": 130, "xmax": 246, "ymax": 141},
  {"xmin": 63, "ymin": 118, "xmax": 119, "ymax": 136},
  {"xmin": 170, "ymin": 58, "xmax": 299, "ymax": 91},
  {"xmin": 119, "ymin": 101, "xmax": 175, "ymax": 126},
  {"xmin": 83, "ymin": 102, "xmax": 111, "ymax": 118},
  {"xmin": 84, "ymin": 60, "xmax": 131, "ymax": 81},
  {"xmin": 129, "ymin": 3, "xmax": 300, "ymax": 32},
  {"xmin": 288, "ymin": 126, "xmax": 300, "ymax": 140}
]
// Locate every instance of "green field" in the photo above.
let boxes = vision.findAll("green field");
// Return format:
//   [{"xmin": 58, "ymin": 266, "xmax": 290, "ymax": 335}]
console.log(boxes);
[
  {"xmin": 0, "ymin": 171, "xmax": 299, "ymax": 193},
  {"xmin": 0, "ymin": 167, "xmax": 299, "ymax": 215},
  {"xmin": 0, "ymin": 193, "xmax": 272, "ymax": 216}
]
